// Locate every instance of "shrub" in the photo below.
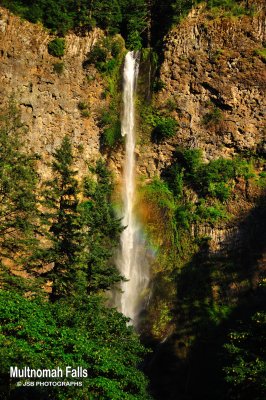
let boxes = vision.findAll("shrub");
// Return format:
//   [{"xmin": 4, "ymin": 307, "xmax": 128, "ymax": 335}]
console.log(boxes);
[
  {"xmin": 175, "ymin": 204, "xmax": 194, "ymax": 229},
  {"xmin": 111, "ymin": 38, "xmax": 124, "ymax": 58},
  {"xmin": 89, "ymin": 44, "xmax": 108, "ymax": 64},
  {"xmin": 153, "ymin": 78, "xmax": 166, "ymax": 92},
  {"xmin": 80, "ymin": 110, "xmax": 90, "ymax": 118},
  {"xmin": 172, "ymin": 148, "xmax": 257, "ymax": 202},
  {"xmin": 142, "ymin": 178, "xmax": 177, "ymax": 219},
  {"xmin": 78, "ymin": 101, "xmax": 89, "ymax": 111},
  {"xmin": 207, "ymin": 0, "xmax": 250, "ymax": 17},
  {"xmin": 257, "ymin": 171, "xmax": 266, "ymax": 188},
  {"xmin": 99, "ymin": 58, "xmax": 117, "ymax": 74},
  {"xmin": 208, "ymin": 181, "xmax": 231, "ymax": 201},
  {"xmin": 197, "ymin": 200, "xmax": 228, "ymax": 223},
  {"xmin": 168, "ymin": 165, "xmax": 184, "ymax": 198},
  {"xmin": 254, "ymin": 48, "xmax": 266, "ymax": 62},
  {"xmin": 53, "ymin": 62, "xmax": 64, "ymax": 74},
  {"xmin": 165, "ymin": 97, "xmax": 177, "ymax": 111},
  {"xmin": 48, "ymin": 38, "xmax": 65, "ymax": 57},
  {"xmin": 102, "ymin": 120, "xmax": 121, "ymax": 147},
  {"xmin": 126, "ymin": 30, "xmax": 142, "ymax": 50},
  {"xmin": 202, "ymin": 106, "xmax": 223, "ymax": 126},
  {"xmin": 78, "ymin": 102, "xmax": 90, "ymax": 118},
  {"xmin": 181, "ymin": 148, "xmax": 203, "ymax": 175},
  {"xmin": 99, "ymin": 110, "xmax": 122, "ymax": 148},
  {"xmin": 153, "ymin": 116, "xmax": 178, "ymax": 140},
  {"xmin": 234, "ymin": 158, "xmax": 255, "ymax": 179}
]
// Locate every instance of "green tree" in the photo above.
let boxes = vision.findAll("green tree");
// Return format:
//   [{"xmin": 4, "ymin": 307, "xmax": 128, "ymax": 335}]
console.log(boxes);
[
  {"xmin": 42, "ymin": 139, "xmax": 122, "ymax": 299},
  {"xmin": 92, "ymin": 0, "xmax": 122, "ymax": 33},
  {"xmin": 42, "ymin": 135, "xmax": 81, "ymax": 301},
  {"xmin": 0, "ymin": 100, "xmax": 40, "ymax": 290},
  {"xmin": 80, "ymin": 159, "xmax": 123, "ymax": 294},
  {"xmin": 0, "ymin": 290, "xmax": 151, "ymax": 400},
  {"xmin": 223, "ymin": 311, "xmax": 266, "ymax": 399},
  {"xmin": 120, "ymin": 0, "xmax": 148, "ymax": 48},
  {"xmin": 48, "ymin": 38, "xmax": 65, "ymax": 57}
]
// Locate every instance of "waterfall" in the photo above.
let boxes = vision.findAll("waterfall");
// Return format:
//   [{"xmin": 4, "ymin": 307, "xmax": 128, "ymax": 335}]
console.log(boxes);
[{"xmin": 115, "ymin": 51, "xmax": 150, "ymax": 325}]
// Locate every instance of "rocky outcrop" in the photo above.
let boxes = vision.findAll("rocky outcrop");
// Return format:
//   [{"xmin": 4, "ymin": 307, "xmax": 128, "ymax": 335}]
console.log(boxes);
[
  {"xmin": 1, "ymin": 5, "xmax": 265, "ymax": 181},
  {"xmin": 137, "ymin": 3, "xmax": 266, "ymax": 177},
  {"xmin": 0, "ymin": 7, "xmax": 106, "ymax": 178}
]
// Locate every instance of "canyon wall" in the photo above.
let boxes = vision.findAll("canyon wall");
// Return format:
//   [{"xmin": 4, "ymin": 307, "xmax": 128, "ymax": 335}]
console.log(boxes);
[
  {"xmin": 0, "ymin": 6, "xmax": 105, "ymax": 178},
  {"xmin": 1, "ymin": 5, "xmax": 265, "ymax": 179},
  {"xmin": 136, "ymin": 3, "xmax": 266, "ymax": 177}
]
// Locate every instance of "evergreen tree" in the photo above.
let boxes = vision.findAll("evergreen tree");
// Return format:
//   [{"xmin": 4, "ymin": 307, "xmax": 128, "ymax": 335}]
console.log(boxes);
[
  {"xmin": 92, "ymin": 0, "xmax": 122, "ymax": 33},
  {"xmin": 120, "ymin": 0, "xmax": 148, "ymax": 48},
  {"xmin": 0, "ymin": 99, "xmax": 40, "ymax": 291},
  {"xmin": 42, "ymin": 135, "xmax": 81, "ymax": 300},
  {"xmin": 42, "ymin": 138, "xmax": 122, "ymax": 299},
  {"xmin": 80, "ymin": 159, "xmax": 123, "ymax": 294}
]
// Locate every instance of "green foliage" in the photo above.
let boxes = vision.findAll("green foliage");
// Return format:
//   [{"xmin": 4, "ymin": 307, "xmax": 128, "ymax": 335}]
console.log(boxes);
[
  {"xmin": 153, "ymin": 116, "xmax": 178, "ymax": 140},
  {"xmin": 78, "ymin": 101, "xmax": 90, "ymax": 117},
  {"xmin": 257, "ymin": 171, "xmax": 266, "ymax": 188},
  {"xmin": 53, "ymin": 62, "xmax": 64, "ymax": 74},
  {"xmin": 202, "ymin": 106, "xmax": 223, "ymax": 126},
  {"xmin": 42, "ymin": 136, "xmax": 80, "ymax": 300},
  {"xmin": 48, "ymin": 38, "xmax": 65, "ymax": 58},
  {"xmin": 196, "ymin": 199, "xmax": 228, "ymax": 223},
  {"xmin": 140, "ymin": 105, "xmax": 178, "ymax": 142},
  {"xmin": 78, "ymin": 101, "xmax": 88, "ymax": 111},
  {"xmin": 0, "ymin": 100, "xmax": 40, "ymax": 285},
  {"xmin": 120, "ymin": 0, "xmax": 148, "ymax": 49},
  {"xmin": 223, "ymin": 311, "xmax": 266, "ymax": 399},
  {"xmin": 0, "ymin": 107, "xmax": 151, "ymax": 399},
  {"xmin": 84, "ymin": 37, "xmax": 124, "ymax": 149},
  {"xmin": 2, "ymin": 0, "xmax": 148, "ymax": 47},
  {"xmin": 206, "ymin": 0, "xmax": 254, "ymax": 17},
  {"xmin": 99, "ymin": 109, "xmax": 122, "ymax": 148},
  {"xmin": 254, "ymin": 48, "xmax": 266, "ymax": 63},
  {"xmin": 2, "ymin": 0, "xmax": 255, "ymax": 52},
  {"xmin": 84, "ymin": 37, "xmax": 124, "ymax": 75},
  {"xmin": 87, "ymin": 44, "xmax": 109, "ymax": 68},
  {"xmin": 80, "ymin": 160, "xmax": 123, "ymax": 294},
  {"xmin": 0, "ymin": 290, "xmax": 151, "ymax": 400},
  {"xmin": 42, "ymin": 138, "xmax": 123, "ymax": 299},
  {"xmin": 180, "ymin": 148, "xmax": 203, "ymax": 175},
  {"xmin": 143, "ymin": 178, "xmax": 176, "ymax": 211},
  {"xmin": 173, "ymin": 148, "xmax": 255, "ymax": 202},
  {"xmin": 152, "ymin": 78, "xmax": 166, "ymax": 92}
]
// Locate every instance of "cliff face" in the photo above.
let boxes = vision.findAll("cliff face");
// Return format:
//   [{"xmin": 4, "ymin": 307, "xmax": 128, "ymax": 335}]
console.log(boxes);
[
  {"xmin": 1, "ymin": 5, "xmax": 265, "ymax": 178},
  {"xmin": 137, "ymin": 4, "xmax": 266, "ymax": 177},
  {"xmin": 0, "ymin": 7, "xmax": 105, "ymax": 178}
]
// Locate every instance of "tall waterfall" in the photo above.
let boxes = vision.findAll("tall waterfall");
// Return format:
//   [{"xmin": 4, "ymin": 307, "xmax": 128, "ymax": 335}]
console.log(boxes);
[{"xmin": 115, "ymin": 51, "xmax": 149, "ymax": 325}]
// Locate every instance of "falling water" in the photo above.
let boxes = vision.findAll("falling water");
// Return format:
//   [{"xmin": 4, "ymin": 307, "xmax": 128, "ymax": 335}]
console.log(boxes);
[{"xmin": 115, "ymin": 51, "xmax": 150, "ymax": 325}]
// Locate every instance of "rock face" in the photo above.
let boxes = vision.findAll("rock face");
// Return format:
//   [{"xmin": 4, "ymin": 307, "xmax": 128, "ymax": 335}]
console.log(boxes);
[
  {"xmin": 1, "ymin": 5, "xmax": 265, "ymax": 180},
  {"xmin": 137, "ymin": 3, "xmax": 266, "ymax": 177},
  {"xmin": 0, "ymin": 7, "xmax": 105, "ymax": 178}
]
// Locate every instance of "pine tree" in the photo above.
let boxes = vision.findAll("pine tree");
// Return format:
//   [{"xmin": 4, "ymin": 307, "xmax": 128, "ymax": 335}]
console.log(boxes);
[
  {"xmin": 42, "ymin": 136, "xmax": 123, "ymax": 300},
  {"xmin": 0, "ymin": 99, "xmax": 40, "ymax": 291},
  {"xmin": 80, "ymin": 159, "xmax": 123, "ymax": 294},
  {"xmin": 42, "ymin": 135, "xmax": 81, "ymax": 301}
]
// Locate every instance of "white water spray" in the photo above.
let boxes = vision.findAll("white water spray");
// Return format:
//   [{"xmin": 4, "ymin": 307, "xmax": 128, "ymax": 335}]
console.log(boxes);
[{"xmin": 115, "ymin": 51, "xmax": 150, "ymax": 325}]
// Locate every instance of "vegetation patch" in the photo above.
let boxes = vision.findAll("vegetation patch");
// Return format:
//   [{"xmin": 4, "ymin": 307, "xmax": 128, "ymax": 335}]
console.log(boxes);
[
  {"xmin": 140, "ymin": 104, "xmax": 179, "ymax": 142},
  {"xmin": 48, "ymin": 38, "xmax": 65, "ymax": 58},
  {"xmin": 139, "ymin": 147, "xmax": 262, "ymax": 340},
  {"xmin": 83, "ymin": 37, "xmax": 125, "ymax": 149},
  {"xmin": 52, "ymin": 62, "xmax": 64, "ymax": 74},
  {"xmin": 254, "ymin": 47, "xmax": 266, "ymax": 63},
  {"xmin": 202, "ymin": 105, "xmax": 223, "ymax": 126}
]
